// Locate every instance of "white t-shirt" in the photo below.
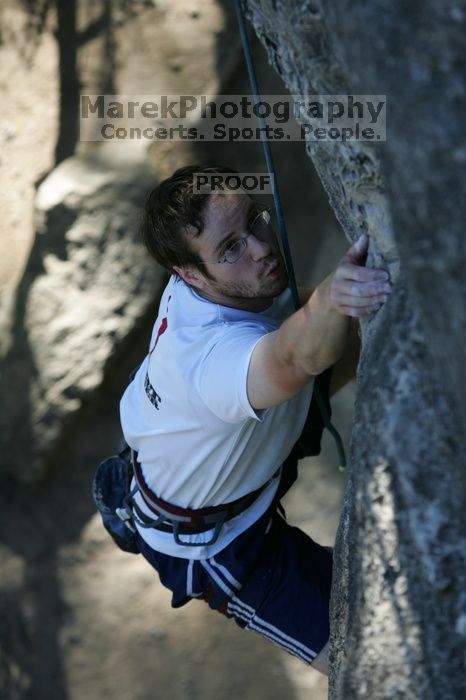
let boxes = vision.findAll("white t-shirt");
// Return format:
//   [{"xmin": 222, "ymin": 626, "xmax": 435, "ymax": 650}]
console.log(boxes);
[{"xmin": 120, "ymin": 275, "xmax": 314, "ymax": 558}]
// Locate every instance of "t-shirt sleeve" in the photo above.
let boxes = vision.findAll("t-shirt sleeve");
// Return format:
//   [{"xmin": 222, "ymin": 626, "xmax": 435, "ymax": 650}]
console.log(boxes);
[{"xmin": 192, "ymin": 323, "xmax": 270, "ymax": 423}]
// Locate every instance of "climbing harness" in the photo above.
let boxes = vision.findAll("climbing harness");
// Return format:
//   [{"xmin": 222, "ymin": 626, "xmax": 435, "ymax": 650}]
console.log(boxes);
[
  {"xmin": 235, "ymin": 0, "xmax": 347, "ymax": 469},
  {"xmin": 129, "ymin": 452, "xmax": 280, "ymax": 546},
  {"xmin": 93, "ymin": 436, "xmax": 283, "ymax": 550}
]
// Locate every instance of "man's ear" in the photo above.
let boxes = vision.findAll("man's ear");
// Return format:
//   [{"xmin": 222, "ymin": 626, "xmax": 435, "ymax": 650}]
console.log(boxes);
[{"xmin": 173, "ymin": 265, "xmax": 205, "ymax": 290}]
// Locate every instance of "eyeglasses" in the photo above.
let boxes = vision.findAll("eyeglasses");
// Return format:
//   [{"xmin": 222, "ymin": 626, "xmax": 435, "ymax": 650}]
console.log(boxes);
[{"xmin": 200, "ymin": 206, "xmax": 273, "ymax": 265}]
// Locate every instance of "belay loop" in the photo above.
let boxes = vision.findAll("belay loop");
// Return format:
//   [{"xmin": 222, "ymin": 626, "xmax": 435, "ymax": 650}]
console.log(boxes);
[{"xmin": 235, "ymin": 0, "xmax": 347, "ymax": 470}]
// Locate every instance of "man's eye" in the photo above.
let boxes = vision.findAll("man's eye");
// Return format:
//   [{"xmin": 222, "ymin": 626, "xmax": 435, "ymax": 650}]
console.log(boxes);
[{"xmin": 224, "ymin": 240, "xmax": 242, "ymax": 255}]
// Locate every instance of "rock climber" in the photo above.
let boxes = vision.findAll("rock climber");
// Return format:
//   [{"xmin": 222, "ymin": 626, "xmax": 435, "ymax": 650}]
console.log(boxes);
[{"xmin": 117, "ymin": 164, "xmax": 392, "ymax": 674}]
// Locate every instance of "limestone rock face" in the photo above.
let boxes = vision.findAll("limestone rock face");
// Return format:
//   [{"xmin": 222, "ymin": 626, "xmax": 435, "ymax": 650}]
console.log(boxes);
[
  {"xmin": 245, "ymin": 0, "xmax": 466, "ymax": 697},
  {"xmin": 0, "ymin": 156, "xmax": 163, "ymax": 482},
  {"xmin": 244, "ymin": 0, "xmax": 397, "ymax": 267}
]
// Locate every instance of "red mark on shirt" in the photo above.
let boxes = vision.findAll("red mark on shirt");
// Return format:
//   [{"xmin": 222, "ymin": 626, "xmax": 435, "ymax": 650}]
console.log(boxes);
[
  {"xmin": 149, "ymin": 317, "xmax": 168, "ymax": 355},
  {"xmin": 149, "ymin": 295, "xmax": 171, "ymax": 355}
]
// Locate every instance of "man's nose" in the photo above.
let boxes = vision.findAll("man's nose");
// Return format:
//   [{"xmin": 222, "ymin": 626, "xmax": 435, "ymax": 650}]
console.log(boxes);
[{"xmin": 247, "ymin": 234, "xmax": 272, "ymax": 260}]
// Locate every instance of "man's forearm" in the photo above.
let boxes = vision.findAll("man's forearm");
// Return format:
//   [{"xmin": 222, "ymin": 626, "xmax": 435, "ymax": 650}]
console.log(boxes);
[{"xmin": 277, "ymin": 273, "xmax": 351, "ymax": 377}]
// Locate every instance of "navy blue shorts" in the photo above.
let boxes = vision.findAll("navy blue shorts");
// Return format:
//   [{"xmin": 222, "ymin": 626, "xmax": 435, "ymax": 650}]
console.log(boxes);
[{"xmin": 136, "ymin": 505, "xmax": 332, "ymax": 664}]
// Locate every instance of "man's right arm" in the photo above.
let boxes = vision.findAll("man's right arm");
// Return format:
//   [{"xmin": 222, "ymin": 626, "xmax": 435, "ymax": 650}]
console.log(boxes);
[{"xmin": 247, "ymin": 234, "xmax": 392, "ymax": 410}]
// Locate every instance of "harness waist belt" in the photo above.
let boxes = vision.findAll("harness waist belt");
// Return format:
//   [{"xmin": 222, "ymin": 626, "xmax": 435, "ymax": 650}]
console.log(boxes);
[{"xmin": 132, "ymin": 452, "xmax": 278, "ymax": 532}]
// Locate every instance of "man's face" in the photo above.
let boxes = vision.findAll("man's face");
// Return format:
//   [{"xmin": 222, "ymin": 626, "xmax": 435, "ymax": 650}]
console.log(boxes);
[{"xmin": 179, "ymin": 193, "xmax": 289, "ymax": 311}]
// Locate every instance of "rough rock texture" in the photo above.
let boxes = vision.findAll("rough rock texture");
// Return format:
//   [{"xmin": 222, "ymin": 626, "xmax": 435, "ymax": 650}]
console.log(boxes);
[
  {"xmin": 245, "ymin": 0, "xmax": 466, "ymax": 697},
  {"xmin": 0, "ymin": 154, "xmax": 163, "ymax": 482}
]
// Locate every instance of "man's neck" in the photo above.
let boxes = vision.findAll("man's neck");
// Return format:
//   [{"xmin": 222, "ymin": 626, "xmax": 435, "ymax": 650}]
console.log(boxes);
[{"xmin": 192, "ymin": 286, "xmax": 274, "ymax": 313}]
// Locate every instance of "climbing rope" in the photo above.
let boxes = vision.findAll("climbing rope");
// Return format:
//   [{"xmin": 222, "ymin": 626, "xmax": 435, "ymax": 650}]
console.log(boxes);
[
  {"xmin": 234, "ymin": 0, "xmax": 347, "ymax": 469},
  {"xmin": 234, "ymin": 0, "xmax": 299, "ymax": 310}
]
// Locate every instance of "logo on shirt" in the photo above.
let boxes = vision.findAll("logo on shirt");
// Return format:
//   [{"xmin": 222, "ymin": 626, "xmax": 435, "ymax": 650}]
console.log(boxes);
[{"xmin": 144, "ymin": 372, "xmax": 162, "ymax": 410}]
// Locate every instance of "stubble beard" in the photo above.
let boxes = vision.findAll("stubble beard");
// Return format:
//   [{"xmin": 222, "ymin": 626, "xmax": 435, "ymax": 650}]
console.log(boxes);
[{"xmin": 208, "ymin": 268, "xmax": 289, "ymax": 302}]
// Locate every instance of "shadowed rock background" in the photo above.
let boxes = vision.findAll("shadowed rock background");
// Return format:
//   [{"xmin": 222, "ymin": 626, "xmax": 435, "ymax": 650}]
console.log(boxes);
[{"xmin": 1, "ymin": 0, "xmax": 464, "ymax": 698}]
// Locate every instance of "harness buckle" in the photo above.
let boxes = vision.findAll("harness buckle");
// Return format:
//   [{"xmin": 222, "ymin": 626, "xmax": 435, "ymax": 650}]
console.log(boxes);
[
  {"xmin": 171, "ymin": 515, "xmax": 226, "ymax": 547},
  {"xmin": 115, "ymin": 506, "xmax": 137, "ymax": 533}
]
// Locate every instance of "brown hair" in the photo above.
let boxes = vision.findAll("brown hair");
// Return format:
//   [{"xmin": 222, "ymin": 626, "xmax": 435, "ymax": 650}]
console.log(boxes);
[{"xmin": 140, "ymin": 164, "xmax": 237, "ymax": 276}]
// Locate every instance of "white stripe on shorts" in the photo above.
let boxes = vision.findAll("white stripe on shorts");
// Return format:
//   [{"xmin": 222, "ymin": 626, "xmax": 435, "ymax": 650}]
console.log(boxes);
[
  {"xmin": 209, "ymin": 557, "xmax": 241, "ymax": 590},
  {"xmin": 186, "ymin": 560, "xmax": 203, "ymax": 598},
  {"xmin": 200, "ymin": 560, "xmax": 236, "ymax": 598},
  {"xmin": 227, "ymin": 596, "xmax": 317, "ymax": 663}
]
